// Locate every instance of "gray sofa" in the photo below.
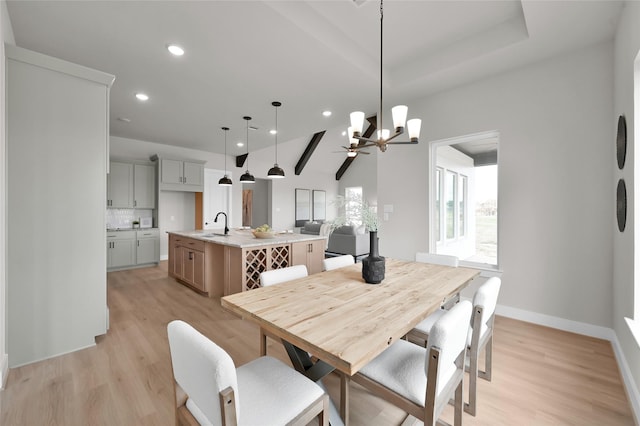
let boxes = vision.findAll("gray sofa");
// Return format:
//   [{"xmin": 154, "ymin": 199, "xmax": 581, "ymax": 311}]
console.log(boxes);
[
  {"xmin": 326, "ymin": 225, "xmax": 370, "ymax": 257},
  {"xmin": 300, "ymin": 221, "xmax": 324, "ymax": 235}
]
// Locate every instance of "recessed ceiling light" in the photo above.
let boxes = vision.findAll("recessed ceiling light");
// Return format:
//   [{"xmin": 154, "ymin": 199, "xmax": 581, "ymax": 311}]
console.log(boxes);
[
  {"xmin": 236, "ymin": 142, "xmax": 244, "ymax": 147},
  {"xmin": 167, "ymin": 44, "xmax": 185, "ymax": 56},
  {"xmin": 270, "ymin": 129, "xmax": 277, "ymax": 135},
  {"xmin": 322, "ymin": 110, "xmax": 332, "ymax": 117},
  {"xmin": 135, "ymin": 93, "xmax": 149, "ymax": 101},
  {"xmin": 341, "ymin": 130, "xmax": 346, "ymax": 136}
]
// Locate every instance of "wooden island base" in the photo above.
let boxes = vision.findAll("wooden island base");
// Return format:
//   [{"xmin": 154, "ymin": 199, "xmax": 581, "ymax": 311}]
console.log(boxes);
[{"xmin": 168, "ymin": 230, "xmax": 327, "ymax": 296}]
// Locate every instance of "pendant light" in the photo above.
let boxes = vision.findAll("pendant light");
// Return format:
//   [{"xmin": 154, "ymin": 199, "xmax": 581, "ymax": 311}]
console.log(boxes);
[
  {"xmin": 267, "ymin": 101, "xmax": 285, "ymax": 179},
  {"xmin": 218, "ymin": 127, "xmax": 233, "ymax": 186},
  {"xmin": 239, "ymin": 116, "xmax": 255, "ymax": 184}
]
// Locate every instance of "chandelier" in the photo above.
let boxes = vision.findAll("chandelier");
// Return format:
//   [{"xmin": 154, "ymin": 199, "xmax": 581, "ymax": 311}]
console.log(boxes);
[{"xmin": 348, "ymin": 0, "xmax": 421, "ymax": 153}]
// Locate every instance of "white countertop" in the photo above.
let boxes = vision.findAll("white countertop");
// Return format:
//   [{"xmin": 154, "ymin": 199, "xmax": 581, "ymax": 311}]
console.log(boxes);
[
  {"xmin": 107, "ymin": 228, "xmax": 158, "ymax": 232},
  {"xmin": 168, "ymin": 229, "xmax": 327, "ymax": 248}
]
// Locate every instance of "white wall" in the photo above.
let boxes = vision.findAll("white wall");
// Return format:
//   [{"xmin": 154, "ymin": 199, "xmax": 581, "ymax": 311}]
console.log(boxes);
[
  {"xmin": 374, "ymin": 41, "xmax": 614, "ymax": 328},
  {"xmin": 111, "ymin": 136, "xmax": 241, "ymax": 258},
  {"xmin": 111, "ymin": 134, "xmax": 341, "ymax": 254},
  {"xmin": 238, "ymin": 133, "xmax": 340, "ymax": 231},
  {"xmin": 338, "ymin": 147, "xmax": 378, "ymax": 208},
  {"xmin": 614, "ymin": 0, "xmax": 640, "ymax": 413},
  {"xmin": 0, "ymin": 0, "xmax": 15, "ymax": 388},
  {"xmin": 245, "ymin": 179, "xmax": 269, "ymax": 228},
  {"xmin": 7, "ymin": 46, "xmax": 112, "ymax": 367}
]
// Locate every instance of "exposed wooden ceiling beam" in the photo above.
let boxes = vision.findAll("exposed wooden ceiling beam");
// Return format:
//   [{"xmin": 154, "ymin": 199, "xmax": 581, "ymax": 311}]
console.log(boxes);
[
  {"xmin": 335, "ymin": 116, "xmax": 376, "ymax": 181},
  {"xmin": 235, "ymin": 153, "xmax": 247, "ymax": 168},
  {"xmin": 335, "ymin": 156, "xmax": 356, "ymax": 181},
  {"xmin": 295, "ymin": 131, "xmax": 326, "ymax": 175}
]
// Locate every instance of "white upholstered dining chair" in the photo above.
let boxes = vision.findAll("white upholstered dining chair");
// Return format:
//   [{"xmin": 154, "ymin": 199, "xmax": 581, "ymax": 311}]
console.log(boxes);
[
  {"xmin": 322, "ymin": 254, "xmax": 354, "ymax": 271},
  {"xmin": 167, "ymin": 320, "xmax": 329, "ymax": 426},
  {"xmin": 258, "ymin": 265, "xmax": 309, "ymax": 355},
  {"xmin": 409, "ymin": 277, "xmax": 502, "ymax": 416},
  {"xmin": 352, "ymin": 301, "xmax": 472, "ymax": 426},
  {"xmin": 259, "ymin": 264, "xmax": 308, "ymax": 287},
  {"xmin": 415, "ymin": 252, "xmax": 460, "ymax": 310}
]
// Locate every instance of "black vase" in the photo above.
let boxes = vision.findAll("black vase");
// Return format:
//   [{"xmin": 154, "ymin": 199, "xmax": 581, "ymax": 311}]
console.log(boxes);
[{"xmin": 362, "ymin": 231, "xmax": 385, "ymax": 284}]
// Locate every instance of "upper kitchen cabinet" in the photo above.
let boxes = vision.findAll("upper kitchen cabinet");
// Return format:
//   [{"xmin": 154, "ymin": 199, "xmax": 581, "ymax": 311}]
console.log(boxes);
[
  {"xmin": 134, "ymin": 164, "xmax": 156, "ymax": 208},
  {"xmin": 107, "ymin": 161, "xmax": 156, "ymax": 208},
  {"xmin": 158, "ymin": 158, "xmax": 204, "ymax": 192},
  {"xmin": 6, "ymin": 45, "xmax": 114, "ymax": 367},
  {"xmin": 107, "ymin": 162, "xmax": 134, "ymax": 207}
]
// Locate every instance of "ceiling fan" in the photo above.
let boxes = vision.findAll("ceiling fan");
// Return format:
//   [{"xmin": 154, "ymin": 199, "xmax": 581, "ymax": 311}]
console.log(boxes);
[{"xmin": 333, "ymin": 143, "xmax": 370, "ymax": 157}]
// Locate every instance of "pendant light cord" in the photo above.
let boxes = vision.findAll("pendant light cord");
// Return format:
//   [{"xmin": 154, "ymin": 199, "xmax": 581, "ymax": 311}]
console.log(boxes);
[
  {"xmin": 245, "ymin": 117, "xmax": 250, "ymax": 170},
  {"xmin": 224, "ymin": 128, "xmax": 227, "ymax": 174},
  {"xmin": 275, "ymin": 105, "xmax": 278, "ymax": 163}
]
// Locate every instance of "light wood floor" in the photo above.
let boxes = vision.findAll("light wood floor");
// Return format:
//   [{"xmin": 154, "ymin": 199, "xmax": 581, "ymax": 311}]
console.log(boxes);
[{"xmin": 0, "ymin": 263, "xmax": 635, "ymax": 425}]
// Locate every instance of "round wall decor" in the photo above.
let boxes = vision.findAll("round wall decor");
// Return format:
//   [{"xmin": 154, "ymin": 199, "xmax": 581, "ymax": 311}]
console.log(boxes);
[
  {"xmin": 617, "ymin": 178, "xmax": 627, "ymax": 232},
  {"xmin": 617, "ymin": 115, "xmax": 627, "ymax": 169}
]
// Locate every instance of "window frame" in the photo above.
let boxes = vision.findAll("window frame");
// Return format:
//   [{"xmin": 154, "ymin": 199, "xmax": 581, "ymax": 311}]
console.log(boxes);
[{"xmin": 429, "ymin": 130, "xmax": 501, "ymax": 271}]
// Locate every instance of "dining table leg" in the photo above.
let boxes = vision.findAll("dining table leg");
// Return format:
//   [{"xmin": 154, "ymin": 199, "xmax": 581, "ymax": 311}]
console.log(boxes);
[
  {"xmin": 259, "ymin": 328, "xmax": 267, "ymax": 356},
  {"xmin": 282, "ymin": 341, "xmax": 347, "ymax": 426},
  {"xmin": 340, "ymin": 372, "xmax": 350, "ymax": 426}
]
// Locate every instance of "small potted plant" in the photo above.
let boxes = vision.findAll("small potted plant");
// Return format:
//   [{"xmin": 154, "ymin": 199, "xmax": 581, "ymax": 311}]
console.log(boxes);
[
  {"xmin": 132, "ymin": 220, "xmax": 140, "ymax": 229},
  {"xmin": 333, "ymin": 195, "xmax": 384, "ymax": 284}
]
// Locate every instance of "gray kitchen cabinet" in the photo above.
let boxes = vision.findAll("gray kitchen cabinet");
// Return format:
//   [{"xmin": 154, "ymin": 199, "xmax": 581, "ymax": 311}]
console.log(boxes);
[
  {"xmin": 159, "ymin": 158, "xmax": 204, "ymax": 192},
  {"xmin": 160, "ymin": 158, "xmax": 182, "ymax": 184},
  {"xmin": 134, "ymin": 164, "xmax": 156, "ymax": 208},
  {"xmin": 183, "ymin": 161, "xmax": 204, "ymax": 187},
  {"xmin": 107, "ymin": 162, "xmax": 134, "ymax": 208},
  {"xmin": 108, "ymin": 161, "xmax": 156, "ymax": 209},
  {"xmin": 107, "ymin": 231, "xmax": 136, "ymax": 269},
  {"xmin": 136, "ymin": 229, "xmax": 160, "ymax": 265}
]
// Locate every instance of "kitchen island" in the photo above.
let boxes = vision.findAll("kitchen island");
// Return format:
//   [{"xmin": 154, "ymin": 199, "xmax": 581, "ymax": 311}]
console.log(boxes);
[{"xmin": 167, "ymin": 229, "xmax": 328, "ymax": 297}]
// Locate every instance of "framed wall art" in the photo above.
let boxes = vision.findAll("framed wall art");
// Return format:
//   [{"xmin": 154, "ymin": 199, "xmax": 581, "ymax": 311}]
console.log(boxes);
[
  {"xmin": 312, "ymin": 190, "xmax": 326, "ymax": 222},
  {"xmin": 295, "ymin": 188, "xmax": 311, "ymax": 227}
]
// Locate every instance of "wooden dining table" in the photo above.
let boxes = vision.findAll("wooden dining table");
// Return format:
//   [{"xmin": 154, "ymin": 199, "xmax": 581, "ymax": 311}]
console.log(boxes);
[{"xmin": 221, "ymin": 258, "xmax": 480, "ymax": 425}]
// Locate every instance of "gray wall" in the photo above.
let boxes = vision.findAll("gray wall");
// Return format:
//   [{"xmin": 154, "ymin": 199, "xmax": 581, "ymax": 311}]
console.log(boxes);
[
  {"xmin": 374, "ymin": 41, "xmax": 614, "ymax": 328},
  {"xmin": 110, "ymin": 136, "xmax": 239, "ymax": 259},
  {"xmin": 6, "ymin": 46, "xmax": 112, "ymax": 367},
  {"xmin": 111, "ymin": 130, "xmax": 342, "ymax": 237},
  {"xmin": 0, "ymin": 0, "xmax": 15, "ymax": 386},
  {"xmin": 614, "ymin": 0, "xmax": 640, "ymax": 415},
  {"xmin": 244, "ymin": 178, "xmax": 269, "ymax": 228}
]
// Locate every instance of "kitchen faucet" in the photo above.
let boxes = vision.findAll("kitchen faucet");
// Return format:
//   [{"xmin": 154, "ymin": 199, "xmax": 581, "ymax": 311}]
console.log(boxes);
[{"xmin": 214, "ymin": 212, "xmax": 229, "ymax": 235}]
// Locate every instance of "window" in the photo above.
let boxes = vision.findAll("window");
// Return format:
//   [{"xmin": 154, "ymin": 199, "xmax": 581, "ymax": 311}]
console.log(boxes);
[
  {"xmin": 344, "ymin": 186, "xmax": 363, "ymax": 226},
  {"xmin": 445, "ymin": 171, "xmax": 457, "ymax": 240},
  {"xmin": 430, "ymin": 131, "xmax": 499, "ymax": 268},
  {"xmin": 435, "ymin": 169, "xmax": 442, "ymax": 242},
  {"xmin": 459, "ymin": 175, "xmax": 467, "ymax": 237}
]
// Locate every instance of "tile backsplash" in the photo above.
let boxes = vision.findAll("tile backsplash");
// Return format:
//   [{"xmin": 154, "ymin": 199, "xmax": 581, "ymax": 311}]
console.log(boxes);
[{"xmin": 106, "ymin": 209, "xmax": 153, "ymax": 229}]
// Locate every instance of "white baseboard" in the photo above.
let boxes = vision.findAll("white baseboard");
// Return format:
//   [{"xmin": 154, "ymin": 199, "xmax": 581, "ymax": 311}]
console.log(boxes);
[
  {"xmin": 496, "ymin": 304, "xmax": 615, "ymax": 340},
  {"xmin": 9, "ymin": 343, "xmax": 96, "ymax": 369},
  {"xmin": 611, "ymin": 333, "xmax": 640, "ymax": 425},
  {"xmin": 160, "ymin": 254, "xmax": 168, "ymax": 261},
  {"xmin": 496, "ymin": 304, "xmax": 639, "ymax": 424},
  {"xmin": 0, "ymin": 353, "xmax": 8, "ymax": 390}
]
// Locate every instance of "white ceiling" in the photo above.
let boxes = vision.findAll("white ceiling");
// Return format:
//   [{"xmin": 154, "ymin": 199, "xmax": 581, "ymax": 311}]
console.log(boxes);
[{"xmin": 6, "ymin": 0, "xmax": 623, "ymax": 157}]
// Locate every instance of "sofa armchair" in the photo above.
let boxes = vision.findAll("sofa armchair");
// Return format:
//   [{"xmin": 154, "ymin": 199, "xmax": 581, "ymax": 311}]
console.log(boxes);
[
  {"xmin": 300, "ymin": 221, "xmax": 324, "ymax": 235},
  {"xmin": 327, "ymin": 225, "xmax": 370, "ymax": 257}
]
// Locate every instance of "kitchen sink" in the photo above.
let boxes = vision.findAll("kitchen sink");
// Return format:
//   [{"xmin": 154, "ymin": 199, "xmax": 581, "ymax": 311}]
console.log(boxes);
[{"xmin": 202, "ymin": 233, "xmax": 229, "ymax": 238}]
